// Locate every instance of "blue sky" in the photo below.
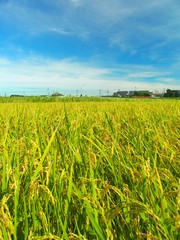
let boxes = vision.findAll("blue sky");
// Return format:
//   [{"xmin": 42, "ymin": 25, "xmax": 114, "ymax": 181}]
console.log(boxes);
[{"xmin": 0, "ymin": 0, "xmax": 180, "ymax": 94}]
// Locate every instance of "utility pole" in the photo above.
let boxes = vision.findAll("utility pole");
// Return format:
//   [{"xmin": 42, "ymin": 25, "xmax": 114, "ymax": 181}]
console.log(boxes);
[
  {"xmin": 47, "ymin": 88, "xmax": 50, "ymax": 96},
  {"xmin": 162, "ymin": 88, "xmax": 165, "ymax": 97},
  {"xmin": 99, "ymin": 89, "xmax": 102, "ymax": 97}
]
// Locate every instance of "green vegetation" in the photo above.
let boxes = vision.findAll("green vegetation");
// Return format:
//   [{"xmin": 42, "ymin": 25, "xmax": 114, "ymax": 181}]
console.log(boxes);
[
  {"xmin": 133, "ymin": 91, "xmax": 151, "ymax": 97},
  {"xmin": 0, "ymin": 99, "xmax": 179, "ymax": 239}
]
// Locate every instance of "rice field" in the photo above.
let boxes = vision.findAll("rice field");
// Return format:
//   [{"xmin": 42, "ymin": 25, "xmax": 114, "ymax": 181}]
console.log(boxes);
[{"xmin": 0, "ymin": 99, "xmax": 179, "ymax": 239}]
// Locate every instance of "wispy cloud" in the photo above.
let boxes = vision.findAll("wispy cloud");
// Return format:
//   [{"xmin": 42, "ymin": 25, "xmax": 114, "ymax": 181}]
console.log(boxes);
[
  {"xmin": 1, "ymin": 0, "xmax": 180, "ymax": 46},
  {"xmin": 49, "ymin": 28, "xmax": 72, "ymax": 35},
  {"xmin": 127, "ymin": 71, "xmax": 167, "ymax": 79}
]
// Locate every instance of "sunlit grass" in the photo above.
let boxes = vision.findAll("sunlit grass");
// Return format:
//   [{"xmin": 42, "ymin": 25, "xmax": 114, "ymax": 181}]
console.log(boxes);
[{"xmin": 0, "ymin": 99, "xmax": 179, "ymax": 239}]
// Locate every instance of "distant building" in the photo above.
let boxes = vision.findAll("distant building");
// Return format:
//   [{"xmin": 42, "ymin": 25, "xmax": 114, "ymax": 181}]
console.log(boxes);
[
  {"xmin": 113, "ymin": 90, "xmax": 152, "ymax": 97},
  {"xmin": 152, "ymin": 92, "xmax": 164, "ymax": 98},
  {"xmin": 113, "ymin": 91, "xmax": 128, "ymax": 97}
]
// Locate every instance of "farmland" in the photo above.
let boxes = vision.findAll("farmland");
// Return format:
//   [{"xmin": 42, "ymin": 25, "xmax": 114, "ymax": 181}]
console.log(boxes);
[{"xmin": 0, "ymin": 98, "xmax": 179, "ymax": 239}]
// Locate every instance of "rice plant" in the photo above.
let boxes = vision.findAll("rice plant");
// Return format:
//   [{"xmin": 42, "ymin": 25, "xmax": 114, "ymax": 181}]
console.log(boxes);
[{"xmin": 0, "ymin": 99, "xmax": 179, "ymax": 239}]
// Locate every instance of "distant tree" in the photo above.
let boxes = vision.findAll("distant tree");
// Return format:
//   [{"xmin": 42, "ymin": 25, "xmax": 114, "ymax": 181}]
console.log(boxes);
[
  {"xmin": 164, "ymin": 89, "xmax": 174, "ymax": 97},
  {"xmin": 164, "ymin": 89, "xmax": 180, "ymax": 98},
  {"xmin": 134, "ymin": 91, "xmax": 142, "ymax": 96},
  {"xmin": 164, "ymin": 89, "xmax": 172, "ymax": 97},
  {"xmin": 143, "ymin": 92, "xmax": 151, "ymax": 96},
  {"xmin": 52, "ymin": 92, "xmax": 63, "ymax": 97}
]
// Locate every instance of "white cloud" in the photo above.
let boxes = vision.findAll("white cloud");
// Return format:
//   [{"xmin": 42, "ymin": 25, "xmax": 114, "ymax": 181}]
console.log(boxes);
[{"xmin": 0, "ymin": 56, "xmax": 179, "ymax": 94}]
